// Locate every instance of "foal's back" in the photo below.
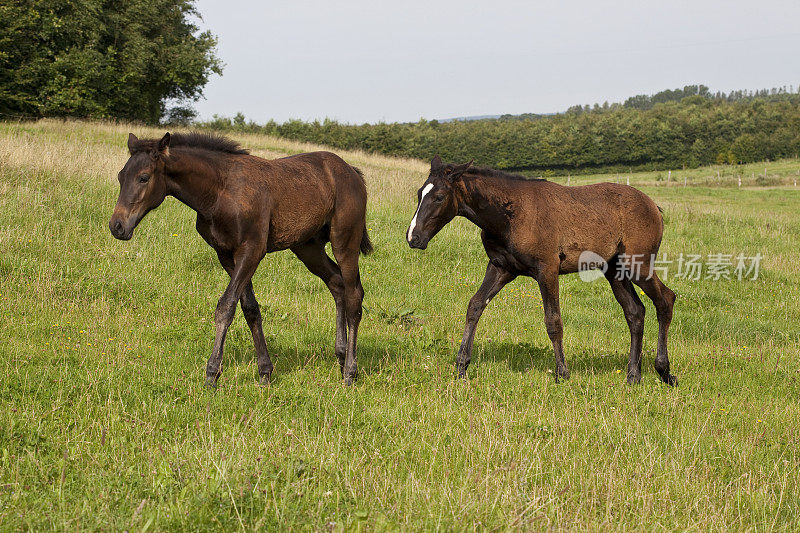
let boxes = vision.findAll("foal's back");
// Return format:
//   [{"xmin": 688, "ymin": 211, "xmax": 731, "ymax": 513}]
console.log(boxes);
[
  {"xmin": 514, "ymin": 180, "xmax": 663, "ymax": 271},
  {"xmin": 231, "ymin": 151, "xmax": 366, "ymax": 251}
]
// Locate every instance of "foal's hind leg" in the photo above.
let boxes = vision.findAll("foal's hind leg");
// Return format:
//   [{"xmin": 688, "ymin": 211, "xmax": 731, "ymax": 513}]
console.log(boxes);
[
  {"xmin": 291, "ymin": 239, "xmax": 348, "ymax": 376},
  {"xmin": 605, "ymin": 268, "xmax": 646, "ymax": 384},
  {"xmin": 330, "ymin": 242, "xmax": 364, "ymax": 386},
  {"xmin": 537, "ymin": 266, "xmax": 569, "ymax": 381},
  {"xmin": 633, "ymin": 273, "xmax": 678, "ymax": 386}
]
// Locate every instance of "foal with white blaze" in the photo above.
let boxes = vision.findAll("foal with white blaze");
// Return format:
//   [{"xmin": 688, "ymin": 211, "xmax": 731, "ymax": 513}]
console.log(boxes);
[{"xmin": 407, "ymin": 155, "xmax": 678, "ymax": 385}]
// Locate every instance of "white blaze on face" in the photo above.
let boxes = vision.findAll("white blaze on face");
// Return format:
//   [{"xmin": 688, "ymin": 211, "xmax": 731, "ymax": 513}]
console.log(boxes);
[{"xmin": 407, "ymin": 183, "xmax": 434, "ymax": 242}]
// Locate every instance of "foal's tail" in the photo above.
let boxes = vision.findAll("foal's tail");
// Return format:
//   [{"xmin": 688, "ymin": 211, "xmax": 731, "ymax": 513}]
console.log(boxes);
[
  {"xmin": 360, "ymin": 223, "xmax": 374, "ymax": 255},
  {"xmin": 352, "ymin": 166, "xmax": 374, "ymax": 255}
]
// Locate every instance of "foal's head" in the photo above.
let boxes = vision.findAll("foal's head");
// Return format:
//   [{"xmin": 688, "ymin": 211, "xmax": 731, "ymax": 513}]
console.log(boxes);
[
  {"xmin": 109, "ymin": 133, "xmax": 171, "ymax": 240},
  {"xmin": 406, "ymin": 155, "xmax": 472, "ymax": 249}
]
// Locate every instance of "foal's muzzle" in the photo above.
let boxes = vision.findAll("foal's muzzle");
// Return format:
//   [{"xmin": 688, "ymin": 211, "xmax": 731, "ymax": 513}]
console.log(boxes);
[
  {"xmin": 407, "ymin": 234, "xmax": 428, "ymax": 250},
  {"xmin": 109, "ymin": 214, "xmax": 135, "ymax": 241}
]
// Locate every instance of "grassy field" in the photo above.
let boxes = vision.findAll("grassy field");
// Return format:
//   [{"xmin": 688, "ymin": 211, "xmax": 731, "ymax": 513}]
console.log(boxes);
[{"xmin": 1, "ymin": 119, "xmax": 799, "ymax": 531}]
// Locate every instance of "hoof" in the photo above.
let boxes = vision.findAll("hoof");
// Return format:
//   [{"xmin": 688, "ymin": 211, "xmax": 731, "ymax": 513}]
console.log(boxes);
[
  {"xmin": 204, "ymin": 376, "xmax": 218, "ymax": 390},
  {"xmin": 555, "ymin": 368, "xmax": 570, "ymax": 383},
  {"xmin": 662, "ymin": 374, "xmax": 678, "ymax": 387},
  {"xmin": 343, "ymin": 372, "xmax": 358, "ymax": 386},
  {"xmin": 258, "ymin": 373, "xmax": 272, "ymax": 387},
  {"xmin": 627, "ymin": 373, "xmax": 642, "ymax": 385}
]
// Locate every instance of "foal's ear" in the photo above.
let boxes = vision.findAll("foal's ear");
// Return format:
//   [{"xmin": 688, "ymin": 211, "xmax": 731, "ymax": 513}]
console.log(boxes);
[
  {"xmin": 127, "ymin": 133, "xmax": 139, "ymax": 154},
  {"xmin": 157, "ymin": 132, "xmax": 171, "ymax": 155},
  {"xmin": 449, "ymin": 159, "xmax": 474, "ymax": 180},
  {"xmin": 430, "ymin": 154, "xmax": 443, "ymax": 170}
]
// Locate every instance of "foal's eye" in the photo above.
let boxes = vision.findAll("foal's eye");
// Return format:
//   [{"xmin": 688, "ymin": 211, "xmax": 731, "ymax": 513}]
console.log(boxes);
[
  {"xmin": 433, "ymin": 194, "xmax": 445, "ymax": 203},
  {"xmin": 139, "ymin": 174, "xmax": 150, "ymax": 184}
]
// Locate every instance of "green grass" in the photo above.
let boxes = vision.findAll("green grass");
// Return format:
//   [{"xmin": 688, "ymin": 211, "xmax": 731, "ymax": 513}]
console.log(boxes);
[{"xmin": 1, "ymin": 120, "xmax": 799, "ymax": 530}]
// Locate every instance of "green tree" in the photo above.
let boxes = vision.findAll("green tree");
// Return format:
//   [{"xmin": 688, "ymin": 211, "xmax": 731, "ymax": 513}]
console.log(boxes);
[{"xmin": 0, "ymin": 0, "xmax": 221, "ymax": 123}]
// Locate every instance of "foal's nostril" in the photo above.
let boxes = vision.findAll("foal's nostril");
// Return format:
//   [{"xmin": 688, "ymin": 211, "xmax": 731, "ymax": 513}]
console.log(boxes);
[
  {"xmin": 110, "ymin": 219, "xmax": 124, "ymax": 237},
  {"xmin": 409, "ymin": 234, "xmax": 425, "ymax": 248}
]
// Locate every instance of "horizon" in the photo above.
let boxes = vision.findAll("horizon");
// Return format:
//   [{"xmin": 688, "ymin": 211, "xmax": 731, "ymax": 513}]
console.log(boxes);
[{"xmin": 198, "ymin": 84, "xmax": 798, "ymax": 126}]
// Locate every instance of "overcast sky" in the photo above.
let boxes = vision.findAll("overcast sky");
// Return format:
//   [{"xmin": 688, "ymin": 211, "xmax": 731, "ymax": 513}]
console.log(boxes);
[{"xmin": 192, "ymin": 0, "xmax": 800, "ymax": 124}]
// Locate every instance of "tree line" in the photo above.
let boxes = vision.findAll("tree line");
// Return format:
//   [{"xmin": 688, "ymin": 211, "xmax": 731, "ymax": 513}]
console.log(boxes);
[{"xmin": 202, "ymin": 87, "xmax": 800, "ymax": 174}]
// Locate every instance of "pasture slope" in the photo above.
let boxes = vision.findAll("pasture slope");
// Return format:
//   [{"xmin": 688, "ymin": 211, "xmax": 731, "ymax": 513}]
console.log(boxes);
[{"xmin": 1, "ymin": 119, "xmax": 799, "ymax": 531}]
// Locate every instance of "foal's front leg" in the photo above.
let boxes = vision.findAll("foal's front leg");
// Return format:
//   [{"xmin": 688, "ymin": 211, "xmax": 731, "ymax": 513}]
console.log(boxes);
[
  {"xmin": 240, "ymin": 283, "xmax": 274, "ymax": 385},
  {"xmin": 216, "ymin": 251, "xmax": 273, "ymax": 386},
  {"xmin": 205, "ymin": 244, "xmax": 266, "ymax": 389},
  {"xmin": 456, "ymin": 262, "xmax": 515, "ymax": 377},
  {"xmin": 537, "ymin": 267, "xmax": 569, "ymax": 381}
]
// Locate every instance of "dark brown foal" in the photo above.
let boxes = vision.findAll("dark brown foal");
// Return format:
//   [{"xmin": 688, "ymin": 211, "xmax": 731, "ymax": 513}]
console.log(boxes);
[
  {"xmin": 407, "ymin": 156, "xmax": 677, "ymax": 386},
  {"xmin": 110, "ymin": 132, "xmax": 371, "ymax": 387}
]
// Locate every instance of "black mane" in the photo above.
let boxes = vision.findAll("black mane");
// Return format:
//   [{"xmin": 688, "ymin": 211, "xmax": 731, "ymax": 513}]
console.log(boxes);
[
  {"xmin": 169, "ymin": 132, "xmax": 249, "ymax": 155},
  {"xmin": 465, "ymin": 166, "xmax": 546, "ymax": 182}
]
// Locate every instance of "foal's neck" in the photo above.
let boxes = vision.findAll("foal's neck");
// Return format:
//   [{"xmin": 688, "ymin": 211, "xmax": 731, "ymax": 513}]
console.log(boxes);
[
  {"xmin": 164, "ymin": 150, "xmax": 224, "ymax": 218},
  {"xmin": 456, "ymin": 175, "xmax": 517, "ymax": 235}
]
